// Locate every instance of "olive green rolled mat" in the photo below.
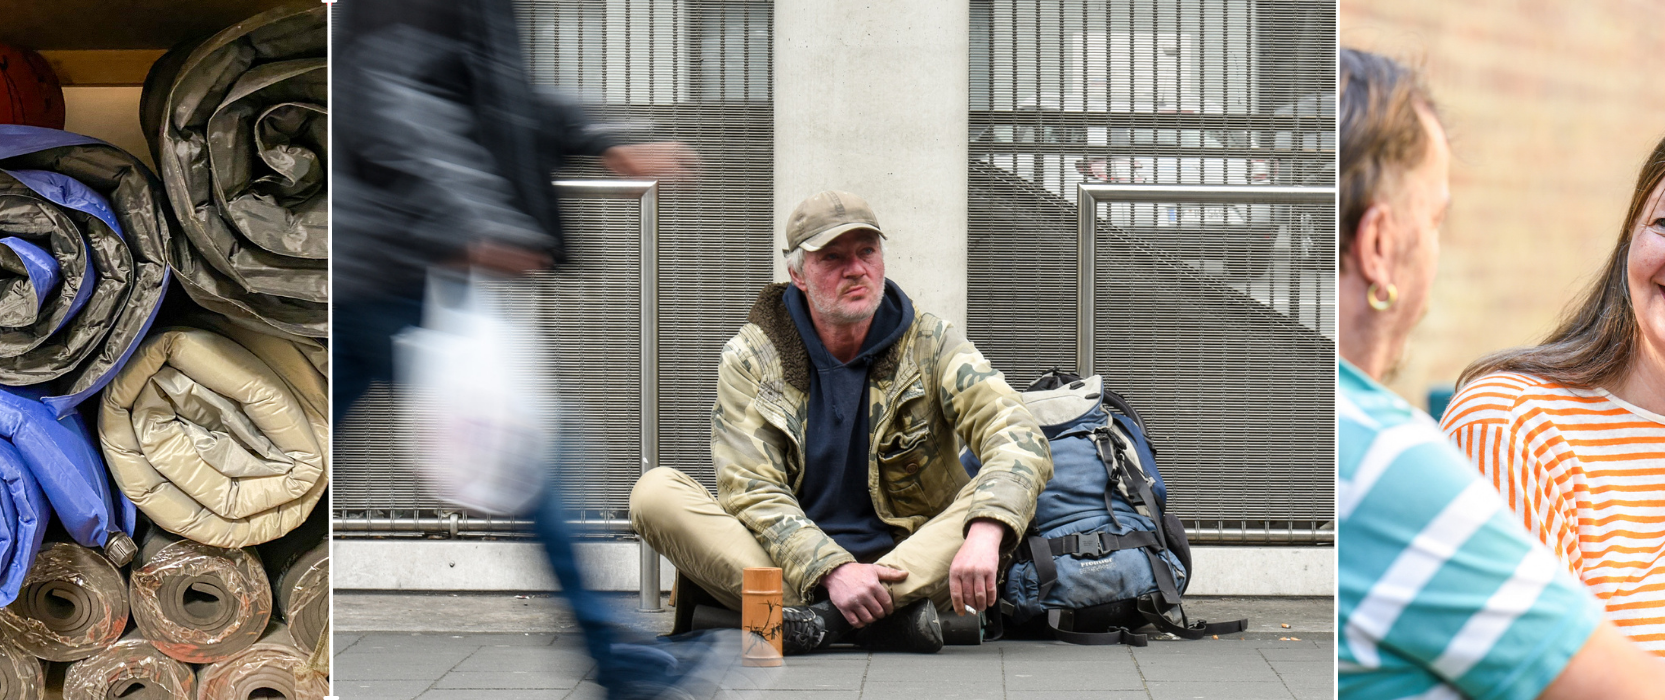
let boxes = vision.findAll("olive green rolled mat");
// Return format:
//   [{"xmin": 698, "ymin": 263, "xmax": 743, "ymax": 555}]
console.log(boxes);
[
  {"xmin": 196, "ymin": 622, "xmax": 327, "ymax": 700},
  {"xmin": 0, "ymin": 639, "xmax": 43, "ymax": 700},
  {"xmin": 60, "ymin": 631, "xmax": 193, "ymax": 700},
  {"xmin": 0, "ymin": 543, "xmax": 127, "ymax": 662},
  {"xmin": 127, "ymin": 532, "xmax": 271, "ymax": 664}
]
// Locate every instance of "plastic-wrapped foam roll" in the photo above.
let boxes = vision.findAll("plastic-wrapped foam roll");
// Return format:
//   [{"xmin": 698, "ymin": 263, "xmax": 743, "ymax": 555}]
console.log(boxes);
[
  {"xmin": 0, "ymin": 639, "xmax": 43, "ymax": 700},
  {"xmin": 0, "ymin": 542, "xmax": 127, "ymax": 662},
  {"xmin": 99, "ymin": 322, "xmax": 327, "ymax": 548},
  {"xmin": 61, "ymin": 631, "xmax": 194, "ymax": 700},
  {"xmin": 196, "ymin": 622, "xmax": 328, "ymax": 700},
  {"xmin": 128, "ymin": 532, "xmax": 271, "ymax": 664},
  {"xmin": 139, "ymin": 4, "xmax": 327, "ymax": 340},
  {"xmin": 272, "ymin": 540, "xmax": 326, "ymax": 657}
]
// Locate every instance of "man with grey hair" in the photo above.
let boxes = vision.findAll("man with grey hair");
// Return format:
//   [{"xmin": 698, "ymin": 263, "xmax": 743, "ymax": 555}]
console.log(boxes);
[{"xmin": 631, "ymin": 190, "xmax": 1052, "ymax": 654}]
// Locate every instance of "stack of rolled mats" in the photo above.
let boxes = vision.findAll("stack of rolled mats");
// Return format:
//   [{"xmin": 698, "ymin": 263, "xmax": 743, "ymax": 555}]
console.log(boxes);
[
  {"xmin": 0, "ymin": 3, "xmax": 332, "ymax": 695},
  {"xmin": 0, "ymin": 527, "xmax": 329, "ymax": 699}
]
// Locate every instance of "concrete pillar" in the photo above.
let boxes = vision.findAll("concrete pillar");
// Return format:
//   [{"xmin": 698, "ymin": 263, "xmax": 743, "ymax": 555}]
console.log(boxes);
[{"xmin": 773, "ymin": 0, "xmax": 970, "ymax": 329}]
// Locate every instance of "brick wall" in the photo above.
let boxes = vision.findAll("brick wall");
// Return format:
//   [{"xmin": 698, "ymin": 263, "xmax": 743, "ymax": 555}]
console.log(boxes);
[{"xmin": 1340, "ymin": 0, "xmax": 1665, "ymax": 408}]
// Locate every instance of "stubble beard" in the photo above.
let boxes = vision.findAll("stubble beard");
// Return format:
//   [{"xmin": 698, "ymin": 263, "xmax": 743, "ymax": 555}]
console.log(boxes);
[{"xmin": 809, "ymin": 279, "xmax": 883, "ymax": 325}]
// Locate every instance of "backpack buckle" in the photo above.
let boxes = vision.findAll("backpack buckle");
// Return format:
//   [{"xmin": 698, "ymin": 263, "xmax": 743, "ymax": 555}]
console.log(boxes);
[{"xmin": 1072, "ymin": 533, "xmax": 1106, "ymax": 558}]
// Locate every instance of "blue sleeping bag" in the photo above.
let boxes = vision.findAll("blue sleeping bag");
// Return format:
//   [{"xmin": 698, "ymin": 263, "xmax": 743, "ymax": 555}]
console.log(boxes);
[
  {"xmin": 0, "ymin": 437, "xmax": 48, "ymax": 607},
  {"xmin": 0, "ymin": 125, "xmax": 171, "ymax": 417},
  {"xmin": 0, "ymin": 388, "xmax": 136, "ymax": 605}
]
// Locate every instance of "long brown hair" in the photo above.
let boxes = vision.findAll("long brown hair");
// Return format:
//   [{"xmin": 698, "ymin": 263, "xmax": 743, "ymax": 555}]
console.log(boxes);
[{"xmin": 1458, "ymin": 135, "xmax": 1665, "ymax": 389}]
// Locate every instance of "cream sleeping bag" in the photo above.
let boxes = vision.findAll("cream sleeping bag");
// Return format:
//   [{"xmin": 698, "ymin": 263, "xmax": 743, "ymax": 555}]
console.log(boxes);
[{"xmin": 99, "ymin": 321, "xmax": 326, "ymax": 548}]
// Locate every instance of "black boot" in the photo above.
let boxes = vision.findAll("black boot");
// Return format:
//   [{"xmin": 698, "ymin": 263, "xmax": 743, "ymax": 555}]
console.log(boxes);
[
  {"xmin": 938, "ymin": 609, "xmax": 983, "ymax": 645},
  {"xmin": 808, "ymin": 599, "xmax": 854, "ymax": 644},
  {"xmin": 855, "ymin": 599, "xmax": 943, "ymax": 653},
  {"xmin": 779, "ymin": 605, "xmax": 829, "ymax": 655}
]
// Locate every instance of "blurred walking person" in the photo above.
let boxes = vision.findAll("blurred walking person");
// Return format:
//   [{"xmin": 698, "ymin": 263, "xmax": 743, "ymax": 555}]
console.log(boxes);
[
  {"xmin": 1336, "ymin": 47, "xmax": 1665, "ymax": 699},
  {"xmin": 332, "ymin": 1, "xmax": 707, "ymax": 698}
]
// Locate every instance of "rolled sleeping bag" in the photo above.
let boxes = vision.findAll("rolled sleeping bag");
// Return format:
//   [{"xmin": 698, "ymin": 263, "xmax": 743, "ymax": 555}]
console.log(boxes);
[
  {"xmin": 128, "ymin": 531, "xmax": 272, "ymax": 664},
  {"xmin": 0, "ymin": 639, "xmax": 44, "ymax": 700},
  {"xmin": 140, "ymin": 4, "xmax": 327, "ymax": 340},
  {"xmin": 0, "ymin": 429, "xmax": 49, "ymax": 608},
  {"xmin": 60, "ymin": 630, "xmax": 194, "ymax": 700},
  {"xmin": 0, "ymin": 542, "xmax": 127, "ymax": 662},
  {"xmin": 196, "ymin": 621, "xmax": 328, "ymax": 700},
  {"xmin": 0, "ymin": 126, "xmax": 172, "ymax": 418},
  {"xmin": 0, "ymin": 389, "xmax": 138, "ymax": 601},
  {"xmin": 100, "ymin": 323, "xmax": 326, "ymax": 548},
  {"xmin": 0, "ymin": 44, "xmax": 65, "ymax": 130}
]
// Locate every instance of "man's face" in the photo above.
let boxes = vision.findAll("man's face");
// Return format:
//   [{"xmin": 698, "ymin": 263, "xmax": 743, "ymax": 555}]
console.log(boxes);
[{"xmin": 790, "ymin": 229, "xmax": 886, "ymax": 325}]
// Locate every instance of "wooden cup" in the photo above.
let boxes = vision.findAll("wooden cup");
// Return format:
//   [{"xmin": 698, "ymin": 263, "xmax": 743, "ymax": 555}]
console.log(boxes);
[{"xmin": 741, "ymin": 567, "xmax": 784, "ymax": 667}]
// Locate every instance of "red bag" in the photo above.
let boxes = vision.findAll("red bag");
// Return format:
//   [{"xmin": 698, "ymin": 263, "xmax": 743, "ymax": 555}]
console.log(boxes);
[{"xmin": 0, "ymin": 44, "xmax": 65, "ymax": 129}]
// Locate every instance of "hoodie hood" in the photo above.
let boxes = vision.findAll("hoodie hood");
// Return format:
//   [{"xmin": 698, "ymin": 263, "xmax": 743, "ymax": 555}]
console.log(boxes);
[{"xmin": 784, "ymin": 279, "xmax": 914, "ymax": 371}]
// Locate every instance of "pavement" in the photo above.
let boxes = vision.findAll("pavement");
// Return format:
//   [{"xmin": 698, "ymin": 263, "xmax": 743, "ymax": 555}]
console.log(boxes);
[{"xmin": 332, "ymin": 593, "xmax": 1335, "ymax": 700}]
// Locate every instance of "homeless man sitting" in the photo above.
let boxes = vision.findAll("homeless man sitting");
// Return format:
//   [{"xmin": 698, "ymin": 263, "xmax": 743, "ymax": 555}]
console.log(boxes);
[{"xmin": 630, "ymin": 190, "xmax": 1052, "ymax": 654}]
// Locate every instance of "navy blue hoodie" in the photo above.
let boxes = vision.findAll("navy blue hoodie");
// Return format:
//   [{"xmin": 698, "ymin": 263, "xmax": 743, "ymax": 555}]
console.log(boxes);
[{"xmin": 784, "ymin": 279, "xmax": 915, "ymax": 561}]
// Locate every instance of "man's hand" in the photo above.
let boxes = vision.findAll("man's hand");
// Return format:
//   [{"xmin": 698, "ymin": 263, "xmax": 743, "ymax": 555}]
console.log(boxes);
[
  {"xmin": 823, "ymin": 562, "xmax": 909, "ymax": 628},
  {"xmin": 601, "ymin": 142, "xmax": 700, "ymax": 181},
  {"xmin": 950, "ymin": 519, "xmax": 1006, "ymax": 616}
]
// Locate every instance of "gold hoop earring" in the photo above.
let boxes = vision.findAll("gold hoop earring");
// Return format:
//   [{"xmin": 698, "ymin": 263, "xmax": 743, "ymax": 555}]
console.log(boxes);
[{"xmin": 1367, "ymin": 283, "xmax": 1398, "ymax": 311}]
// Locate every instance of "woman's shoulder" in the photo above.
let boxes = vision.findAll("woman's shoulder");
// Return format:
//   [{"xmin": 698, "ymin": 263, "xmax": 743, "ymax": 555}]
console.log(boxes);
[{"xmin": 1440, "ymin": 371, "xmax": 1588, "ymax": 432}]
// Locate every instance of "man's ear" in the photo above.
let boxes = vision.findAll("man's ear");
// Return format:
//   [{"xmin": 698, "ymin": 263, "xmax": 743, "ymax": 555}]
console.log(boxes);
[
  {"xmin": 786, "ymin": 259, "xmax": 809, "ymax": 292},
  {"xmin": 1352, "ymin": 202, "xmax": 1398, "ymax": 287}
]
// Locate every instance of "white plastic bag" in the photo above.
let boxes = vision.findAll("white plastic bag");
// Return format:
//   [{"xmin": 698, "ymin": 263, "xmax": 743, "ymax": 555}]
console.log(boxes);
[{"xmin": 393, "ymin": 269, "xmax": 550, "ymax": 516}]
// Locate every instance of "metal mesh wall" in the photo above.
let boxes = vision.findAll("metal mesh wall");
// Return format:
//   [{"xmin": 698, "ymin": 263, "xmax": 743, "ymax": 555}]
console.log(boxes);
[
  {"xmin": 967, "ymin": 0, "xmax": 1335, "ymax": 526},
  {"xmin": 334, "ymin": 0, "xmax": 775, "ymax": 521}
]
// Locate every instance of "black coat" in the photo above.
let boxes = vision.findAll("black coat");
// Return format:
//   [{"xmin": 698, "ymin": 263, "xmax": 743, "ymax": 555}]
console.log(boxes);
[{"xmin": 332, "ymin": 0, "xmax": 618, "ymax": 302}]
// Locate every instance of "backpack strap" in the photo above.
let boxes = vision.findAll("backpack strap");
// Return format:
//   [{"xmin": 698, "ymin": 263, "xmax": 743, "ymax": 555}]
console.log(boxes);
[
  {"xmin": 1046, "ymin": 609, "xmax": 1148, "ymax": 646},
  {"xmin": 1089, "ymin": 428, "xmax": 1124, "ymax": 528},
  {"xmin": 1025, "ymin": 535, "xmax": 1057, "ymax": 601},
  {"xmin": 1099, "ymin": 426, "xmax": 1184, "ymax": 606},
  {"xmin": 1136, "ymin": 596, "xmax": 1249, "ymax": 640},
  {"xmin": 1012, "ymin": 531, "xmax": 1161, "ymax": 561}
]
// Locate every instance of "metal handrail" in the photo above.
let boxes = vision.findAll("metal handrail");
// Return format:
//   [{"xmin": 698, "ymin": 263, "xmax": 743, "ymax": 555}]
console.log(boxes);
[
  {"xmin": 553, "ymin": 180, "xmax": 662, "ymax": 612},
  {"xmin": 1075, "ymin": 183, "xmax": 1337, "ymax": 378}
]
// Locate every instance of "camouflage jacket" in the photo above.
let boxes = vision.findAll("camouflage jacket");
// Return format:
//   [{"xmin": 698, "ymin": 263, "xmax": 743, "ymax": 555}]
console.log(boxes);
[{"xmin": 712, "ymin": 283, "xmax": 1053, "ymax": 601}]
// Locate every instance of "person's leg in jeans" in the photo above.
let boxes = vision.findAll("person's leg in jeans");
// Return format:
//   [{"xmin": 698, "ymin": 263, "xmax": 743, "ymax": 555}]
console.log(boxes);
[
  {"xmin": 532, "ymin": 408, "xmax": 690, "ymax": 696},
  {"xmin": 530, "ymin": 418, "xmax": 624, "ymax": 678},
  {"xmin": 331, "ymin": 296, "xmax": 425, "ymax": 423}
]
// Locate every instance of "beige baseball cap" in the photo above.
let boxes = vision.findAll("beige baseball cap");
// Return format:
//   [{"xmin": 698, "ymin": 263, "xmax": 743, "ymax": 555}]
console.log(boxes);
[{"xmin": 782, "ymin": 190, "xmax": 886, "ymax": 255}]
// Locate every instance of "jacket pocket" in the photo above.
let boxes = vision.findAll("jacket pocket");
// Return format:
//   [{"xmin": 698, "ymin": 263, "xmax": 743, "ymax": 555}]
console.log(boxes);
[{"xmin": 876, "ymin": 420, "xmax": 937, "ymax": 518}]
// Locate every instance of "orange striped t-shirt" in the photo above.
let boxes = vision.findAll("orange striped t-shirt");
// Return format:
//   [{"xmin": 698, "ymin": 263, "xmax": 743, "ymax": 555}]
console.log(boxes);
[{"xmin": 1441, "ymin": 372, "xmax": 1665, "ymax": 654}]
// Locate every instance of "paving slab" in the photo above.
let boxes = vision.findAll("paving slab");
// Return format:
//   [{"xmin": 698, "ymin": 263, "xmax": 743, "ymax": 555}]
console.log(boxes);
[
  {"xmin": 333, "ymin": 680, "xmax": 434, "ymax": 700},
  {"xmin": 1145, "ymin": 681, "xmax": 1297, "ymax": 699},
  {"xmin": 331, "ymin": 592, "xmax": 1336, "ymax": 699}
]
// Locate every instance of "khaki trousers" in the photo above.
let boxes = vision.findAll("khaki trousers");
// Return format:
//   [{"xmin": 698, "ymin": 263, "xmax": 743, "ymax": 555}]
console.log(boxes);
[{"xmin": 630, "ymin": 467, "xmax": 973, "ymax": 613}]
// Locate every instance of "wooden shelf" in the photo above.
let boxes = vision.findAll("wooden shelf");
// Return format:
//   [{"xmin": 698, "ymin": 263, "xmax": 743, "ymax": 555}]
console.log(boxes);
[{"xmin": 2, "ymin": 0, "xmax": 297, "ymax": 52}]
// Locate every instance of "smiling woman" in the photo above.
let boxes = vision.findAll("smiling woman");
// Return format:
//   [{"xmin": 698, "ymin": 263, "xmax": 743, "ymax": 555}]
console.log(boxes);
[{"xmin": 1442, "ymin": 135, "xmax": 1665, "ymax": 653}]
